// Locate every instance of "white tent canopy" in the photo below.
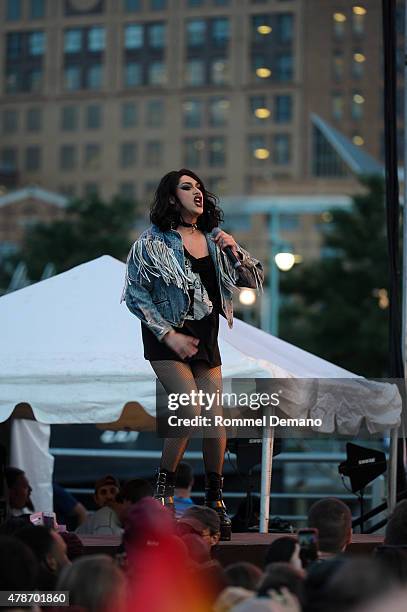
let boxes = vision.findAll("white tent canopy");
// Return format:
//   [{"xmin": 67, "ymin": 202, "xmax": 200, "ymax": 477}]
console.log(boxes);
[
  {"xmin": 0, "ymin": 256, "xmax": 401, "ymax": 512},
  {"xmin": 0, "ymin": 255, "xmax": 401, "ymax": 429}
]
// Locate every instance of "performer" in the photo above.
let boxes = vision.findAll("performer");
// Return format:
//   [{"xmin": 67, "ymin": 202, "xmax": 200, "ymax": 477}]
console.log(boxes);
[{"xmin": 122, "ymin": 169, "xmax": 263, "ymax": 540}]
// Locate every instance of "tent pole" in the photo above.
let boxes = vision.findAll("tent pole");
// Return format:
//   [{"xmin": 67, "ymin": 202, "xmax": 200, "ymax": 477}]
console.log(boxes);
[{"xmin": 260, "ymin": 420, "xmax": 274, "ymax": 533}]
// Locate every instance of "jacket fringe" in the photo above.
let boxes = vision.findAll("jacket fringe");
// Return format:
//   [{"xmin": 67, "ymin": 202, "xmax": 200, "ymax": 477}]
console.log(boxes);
[{"xmin": 121, "ymin": 237, "xmax": 190, "ymax": 302}]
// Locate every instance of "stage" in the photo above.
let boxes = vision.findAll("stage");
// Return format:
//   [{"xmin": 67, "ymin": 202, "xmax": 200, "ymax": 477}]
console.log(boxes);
[{"xmin": 78, "ymin": 532, "xmax": 384, "ymax": 568}]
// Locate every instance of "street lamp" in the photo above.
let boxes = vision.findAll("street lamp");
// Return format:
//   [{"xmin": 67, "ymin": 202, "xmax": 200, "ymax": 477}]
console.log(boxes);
[{"xmin": 261, "ymin": 211, "xmax": 299, "ymax": 335}]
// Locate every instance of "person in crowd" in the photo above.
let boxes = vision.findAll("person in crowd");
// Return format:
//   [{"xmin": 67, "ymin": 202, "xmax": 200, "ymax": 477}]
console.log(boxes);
[
  {"xmin": 257, "ymin": 562, "xmax": 305, "ymax": 605},
  {"xmin": 265, "ymin": 537, "xmax": 303, "ymax": 572},
  {"xmin": 77, "ymin": 478, "xmax": 152, "ymax": 536},
  {"xmin": 122, "ymin": 168, "xmax": 263, "ymax": 541},
  {"xmin": 15, "ymin": 524, "xmax": 70, "ymax": 590},
  {"xmin": 59, "ymin": 531, "xmax": 84, "ymax": 561},
  {"xmin": 174, "ymin": 461, "xmax": 195, "ymax": 517},
  {"xmin": 53, "ymin": 482, "xmax": 87, "ymax": 530},
  {"xmin": 303, "ymin": 556, "xmax": 397, "ymax": 612},
  {"xmin": 177, "ymin": 505, "xmax": 222, "ymax": 551},
  {"xmin": 56, "ymin": 555, "xmax": 126, "ymax": 612},
  {"xmin": 307, "ymin": 497, "xmax": 352, "ymax": 559},
  {"xmin": 0, "ymin": 535, "xmax": 39, "ymax": 592},
  {"xmin": 213, "ymin": 586, "xmax": 254, "ymax": 612},
  {"xmin": 374, "ymin": 545, "xmax": 407, "ymax": 585},
  {"xmin": 224, "ymin": 561, "xmax": 263, "ymax": 591},
  {"xmin": 384, "ymin": 499, "xmax": 407, "ymax": 545},
  {"xmin": 93, "ymin": 474, "xmax": 120, "ymax": 509},
  {"xmin": 5, "ymin": 467, "xmax": 34, "ymax": 517}
]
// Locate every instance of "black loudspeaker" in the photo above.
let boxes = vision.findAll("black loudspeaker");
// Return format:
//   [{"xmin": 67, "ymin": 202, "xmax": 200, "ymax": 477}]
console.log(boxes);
[
  {"xmin": 227, "ymin": 437, "xmax": 282, "ymax": 475},
  {"xmin": 338, "ymin": 443, "xmax": 387, "ymax": 493}
]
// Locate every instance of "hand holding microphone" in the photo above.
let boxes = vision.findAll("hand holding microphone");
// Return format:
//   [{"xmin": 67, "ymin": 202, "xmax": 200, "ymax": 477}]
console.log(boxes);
[{"xmin": 211, "ymin": 227, "xmax": 242, "ymax": 269}]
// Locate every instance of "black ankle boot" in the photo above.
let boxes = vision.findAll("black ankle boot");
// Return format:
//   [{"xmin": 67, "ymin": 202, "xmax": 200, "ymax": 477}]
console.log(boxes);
[
  {"xmin": 204, "ymin": 472, "xmax": 232, "ymax": 541},
  {"xmin": 154, "ymin": 469, "xmax": 175, "ymax": 513}
]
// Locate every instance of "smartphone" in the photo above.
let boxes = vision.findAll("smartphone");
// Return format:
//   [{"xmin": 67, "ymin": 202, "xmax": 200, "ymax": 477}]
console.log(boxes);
[{"xmin": 297, "ymin": 527, "xmax": 319, "ymax": 567}]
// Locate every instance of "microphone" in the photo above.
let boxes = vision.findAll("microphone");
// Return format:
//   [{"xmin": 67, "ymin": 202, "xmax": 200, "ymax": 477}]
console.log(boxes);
[{"xmin": 211, "ymin": 227, "xmax": 242, "ymax": 269}]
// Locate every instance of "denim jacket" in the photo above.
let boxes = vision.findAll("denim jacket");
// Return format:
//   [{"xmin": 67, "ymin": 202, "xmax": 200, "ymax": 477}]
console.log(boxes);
[{"xmin": 122, "ymin": 224, "xmax": 264, "ymax": 341}]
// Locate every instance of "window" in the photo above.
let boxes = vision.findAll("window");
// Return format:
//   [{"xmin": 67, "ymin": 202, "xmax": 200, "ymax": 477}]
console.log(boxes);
[
  {"xmin": 88, "ymin": 27, "xmax": 105, "ymax": 52},
  {"xmin": 120, "ymin": 182, "xmax": 136, "ymax": 200},
  {"xmin": 29, "ymin": 32, "xmax": 45, "ymax": 55},
  {"xmin": 248, "ymin": 135, "xmax": 269, "ymax": 162},
  {"xmin": 124, "ymin": 0, "xmax": 141, "ymax": 11},
  {"xmin": 64, "ymin": 65, "xmax": 81, "ymax": 90},
  {"xmin": 64, "ymin": 29, "xmax": 82, "ymax": 53},
  {"xmin": 86, "ymin": 64, "xmax": 103, "ymax": 89},
  {"xmin": 351, "ymin": 92, "xmax": 364, "ymax": 120},
  {"xmin": 209, "ymin": 58, "xmax": 229, "ymax": 84},
  {"xmin": 149, "ymin": 23, "xmax": 166, "ymax": 48},
  {"xmin": 5, "ymin": 32, "xmax": 45, "ymax": 93},
  {"xmin": 148, "ymin": 61, "xmax": 166, "ymax": 85},
  {"xmin": 332, "ymin": 93, "xmax": 344, "ymax": 120},
  {"xmin": 252, "ymin": 54, "xmax": 272, "ymax": 81},
  {"xmin": 333, "ymin": 13, "xmax": 346, "ymax": 38},
  {"xmin": 30, "ymin": 0, "xmax": 45, "ymax": 19},
  {"xmin": 151, "ymin": 0, "xmax": 167, "ymax": 9},
  {"xmin": 274, "ymin": 134, "xmax": 291, "ymax": 164},
  {"xmin": 212, "ymin": 18, "xmax": 230, "ymax": 44},
  {"xmin": 183, "ymin": 100, "xmax": 204, "ymax": 128},
  {"xmin": 333, "ymin": 50, "xmax": 344, "ymax": 80},
  {"xmin": 209, "ymin": 97, "xmax": 229, "ymax": 126},
  {"xmin": 145, "ymin": 141, "xmax": 162, "ymax": 166},
  {"xmin": 61, "ymin": 106, "xmax": 78, "ymax": 131},
  {"xmin": 86, "ymin": 104, "xmax": 102, "ymax": 129},
  {"xmin": 276, "ymin": 14, "xmax": 294, "ymax": 43},
  {"xmin": 352, "ymin": 13, "xmax": 365, "ymax": 35},
  {"xmin": 352, "ymin": 51, "xmax": 365, "ymax": 78},
  {"xmin": 6, "ymin": 0, "xmax": 21, "ymax": 21},
  {"xmin": 125, "ymin": 62, "xmax": 143, "ymax": 87},
  {"xmin": 186, "ymin": 20, "xmax": 206, "ymax": 46},
  {"xmin": 26, "ymin": 108, "xmax": 42, "ymax": 132},
  {"xmin": 125, "ymin": 25, "xmax": 143, "ymax": 49},
  {"xmin": 60, "ymin": 145, "xmax": 77, "ymax": 170},
  {"xmin": 249, "ymin": 95, "xmax": 270, "ymax": 122},
  {"xmin": 251, "ymin": 14, "xmax": 272, "ymax": 42},
  {"xmin": 121, "ymin": 102, "xmax": 138, "ymax": 127},
  {"xmin": 84, "ymin": 144, "xmax": 101, "ymax": 170},
  {"xmin": 124, "ymin": 22, "xmax": 166, "ymax": 87},
  {"xmin": 208, "ymin": 136, "xmax": 225, "ymax": 166},
  {"xmin": 275, "ymin": 95, "xmax": 292, "ymax": 123},
  {"xmin": 276, "ymin": 54, "xmax": 293, "ymax": 81},
  {"xmin": 3, "ymin": 110, "xmax": 18, "ymax": 134},
  {"xmin": 25, "ymin": 146, "xmax": 41, "ymax": 171},
  {"xmin": 63, "ymin": 27, "xmax": 105, "ymax": 92},
  {"xmin": 146, "ymin": 100, "xmax": 164, "ymax": 127},
  {"xmin": 1, "ymin": 147, "xmax": 17, "ymax": 169},
  {"xmin": 120, "ymin": 142, "xmax": 137, "ymax": 167},
  {"xmin": 184, "ymin": 138, "xmax": 204, "ymax": 167},
  {"xmin": 185, "ymin": 60, "xmax": 205, "ymax": 86}
]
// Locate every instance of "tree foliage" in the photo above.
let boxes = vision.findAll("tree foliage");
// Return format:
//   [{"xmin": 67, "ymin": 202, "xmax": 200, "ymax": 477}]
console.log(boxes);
[
  {"xmin": 16, "ymin": 194, "xmax": 139, "ymax": 281},
  {"xmin": 279, "ymin": 176, "xmax": 390, "ymax": 377}
]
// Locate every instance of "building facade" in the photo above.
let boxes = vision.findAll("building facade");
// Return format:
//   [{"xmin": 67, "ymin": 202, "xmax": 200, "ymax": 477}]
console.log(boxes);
[{"xmin": 0, "ymin": 0, "xmax": 398, "ymax": 205}]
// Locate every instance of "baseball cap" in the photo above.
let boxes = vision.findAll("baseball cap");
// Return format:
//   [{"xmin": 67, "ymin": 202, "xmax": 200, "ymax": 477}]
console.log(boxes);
[{"xmin": 94, "ymin": 475, "xmax": 120, "ymax": 493}]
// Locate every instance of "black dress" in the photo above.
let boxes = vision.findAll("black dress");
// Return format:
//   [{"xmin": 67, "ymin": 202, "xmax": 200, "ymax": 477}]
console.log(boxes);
[{"xmin": 141, "ymin": 247, "xmax": 222, "ymax": 367}]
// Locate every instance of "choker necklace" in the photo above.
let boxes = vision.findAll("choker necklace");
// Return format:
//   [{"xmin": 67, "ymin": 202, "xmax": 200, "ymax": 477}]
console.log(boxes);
[{"xmin": 179, "ymin": 219, "xmax": 198, "ymax": 231}]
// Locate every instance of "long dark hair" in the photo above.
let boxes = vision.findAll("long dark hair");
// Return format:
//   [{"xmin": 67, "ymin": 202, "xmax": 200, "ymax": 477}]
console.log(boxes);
[{"xmin": 150, "ymin": 168, "xmax": 223, "ymax": 232}]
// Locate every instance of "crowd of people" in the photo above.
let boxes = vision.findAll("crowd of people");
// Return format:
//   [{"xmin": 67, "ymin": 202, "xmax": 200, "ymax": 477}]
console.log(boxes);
[{"xmin": 2, "ymin": 465, "xmax": 407, "ymax": 612}]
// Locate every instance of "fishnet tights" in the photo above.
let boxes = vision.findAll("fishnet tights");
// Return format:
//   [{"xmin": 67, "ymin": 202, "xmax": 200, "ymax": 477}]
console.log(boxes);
[{"xmin": 150, "ymin": 360, "xmax": 226, "ymax": 474}]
